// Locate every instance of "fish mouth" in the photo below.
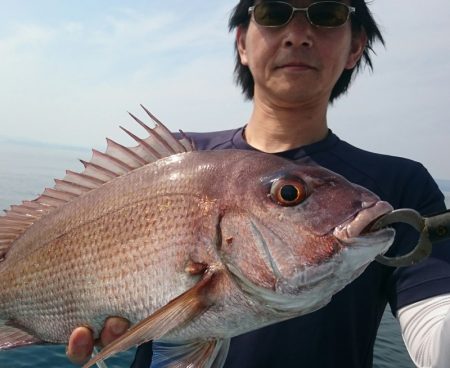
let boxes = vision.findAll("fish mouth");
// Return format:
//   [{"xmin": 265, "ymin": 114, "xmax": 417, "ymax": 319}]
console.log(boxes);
[
  {"xmin": 330, "ymin": 201, "xmax": 396, "ymax": 279},
  {"xmin": 333, "ymin": 201, "xmax": 394, "ymax": 242}
]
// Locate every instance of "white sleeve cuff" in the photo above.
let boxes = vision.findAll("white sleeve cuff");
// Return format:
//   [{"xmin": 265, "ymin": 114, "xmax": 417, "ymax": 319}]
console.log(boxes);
[{"xmin": 397, "ymin": 293, "xmax": 450, "ymax": 368}]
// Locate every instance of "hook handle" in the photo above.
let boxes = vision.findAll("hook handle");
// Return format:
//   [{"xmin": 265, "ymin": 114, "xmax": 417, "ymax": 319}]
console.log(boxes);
[{"xmin": 425, "ymin": 209, "xmax": 450, "ymax": 244}]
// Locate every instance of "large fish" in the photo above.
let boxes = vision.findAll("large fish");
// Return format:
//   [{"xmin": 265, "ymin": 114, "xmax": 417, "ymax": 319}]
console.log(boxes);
[{"xmin": 0, "ymin": 107, "xmax": 395, "ymax": 367}]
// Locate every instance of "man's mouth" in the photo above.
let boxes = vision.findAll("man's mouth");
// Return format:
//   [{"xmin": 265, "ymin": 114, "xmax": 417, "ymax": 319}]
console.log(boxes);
[{"xmin": 277, "ymin": 63, "xmax": 315, "ymax": 70}]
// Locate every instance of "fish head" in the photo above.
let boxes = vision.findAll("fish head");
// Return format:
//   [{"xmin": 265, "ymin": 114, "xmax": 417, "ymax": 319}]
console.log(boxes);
[{"xmin": 218, "ymin": 153, "xmax": 395, "ymax": 314}]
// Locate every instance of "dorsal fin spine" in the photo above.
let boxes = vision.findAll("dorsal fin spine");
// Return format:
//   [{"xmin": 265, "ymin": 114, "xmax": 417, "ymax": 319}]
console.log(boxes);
[
  {"xmin": 179, "ymin": 130, "xmax": 196, "ymax": 151},
  {"xmin": 54, "ymin": 179, "xmax": 91, "ymax": 195},
  {"xmin": 0, "ymin": 216, "xmax": 34, "ymax": 224},
  {"xmin": 5, "ymin": 214, "xmax": 36, "ymax": 221},
  {"xmin": 92, "ymin": 149, "xmax": 134, "ymax": 172},
  {"xmin": 80, "ymin": 160, "xmax": 119, "ymax": 179},
  {"xmin": 120, "ymin": 126, "xmax": 162, "ymax": 160},
  {"xmin": 0, "ymin": 230, "xmax": 22, "ymax": 236},
  {"xmin": 141, "ymin": 104, "xmax": 188, "ymax": 153},
  {"xmin": 0, "ymin": 235, "xmax": 20, "ymax": 241},
  {"xmin": 141, "ymin": 104, "xmax": 188, "ymax": 152},
  {"xmin": 0, "ymin": 223, "xmax": 27, "ymax": 230},
  {"xmin": 21, "ymin": 201, "xmax": 52, "ymax": 210},
  {"xmin": 42, "ymin": 187, "xmax": 78, "ymax": 201},
  {"xmin": 106, "ymin": 138, "xmax": 148, "ymax": 166},
  {"xmin": 66, "ymin": 170, "xmax": 106, "ymax": 187},
  {"xmin": 9, "ymin": 206, "xmax": 44, "ymax": 216},
  {"xmin": 140, "ymin": 104, "xmax": 163, "ymax": 125},
  {"xmin": 128, "ymin": 112, "xmax": 177, "ymax": 155},
  {"xmin": 54, "ymin": 179, "xmax": 91, "ymax": 191},
  {"xmin": 37, "ymin": 195, "xmax": 69, "ymax": 206},
  {"xmin": 0, "ymin": 218, "xmax": 29, "ymax": 226}
]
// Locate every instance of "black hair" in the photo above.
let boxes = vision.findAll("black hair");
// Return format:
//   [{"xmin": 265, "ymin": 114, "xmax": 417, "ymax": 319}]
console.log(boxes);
[{"xmin": 229, "ymin": 0, "xmax": 384, "ymax": 103}]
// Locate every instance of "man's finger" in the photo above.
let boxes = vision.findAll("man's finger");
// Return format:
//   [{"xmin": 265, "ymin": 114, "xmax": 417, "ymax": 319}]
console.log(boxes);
[
  {"xmin": 100, "ymin": 317, "xmax": 129, "ymax": 347},
  {"xmin": 66, "ymin": 326, "xmax": 95, "ymax": 365}
]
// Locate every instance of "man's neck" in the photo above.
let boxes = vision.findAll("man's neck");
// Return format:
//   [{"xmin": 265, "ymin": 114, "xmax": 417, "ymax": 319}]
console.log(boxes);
[{"xmin": 244, "ymin": 97, "xmax": 329, "ymax": 153}]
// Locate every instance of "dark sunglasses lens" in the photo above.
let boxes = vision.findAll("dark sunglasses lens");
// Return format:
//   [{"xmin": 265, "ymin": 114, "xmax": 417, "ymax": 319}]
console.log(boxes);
[
  {"xmin": 308, "ymin": 2, "xmax": 349, "ymax": 27},
  {"xmin": 254, "ymin": 2, "xmax": 293, "ymax": 26}
]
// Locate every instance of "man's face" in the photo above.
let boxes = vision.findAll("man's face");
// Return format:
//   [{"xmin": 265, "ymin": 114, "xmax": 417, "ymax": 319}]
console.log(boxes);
[{"xmin": 237, "ymin": 0, "xmax": 366, "ymax": 106}]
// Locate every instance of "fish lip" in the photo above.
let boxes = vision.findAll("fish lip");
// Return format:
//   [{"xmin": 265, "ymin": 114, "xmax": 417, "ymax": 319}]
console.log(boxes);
[{"xmin": 333, "ymin": 201, "xmax": 394, "ymax": 241}]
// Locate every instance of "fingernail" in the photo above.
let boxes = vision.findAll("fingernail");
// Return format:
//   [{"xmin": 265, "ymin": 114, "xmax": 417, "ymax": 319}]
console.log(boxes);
[{"xmin": 111, "ymin": 321, "xmax": 127, "ymax": 335}]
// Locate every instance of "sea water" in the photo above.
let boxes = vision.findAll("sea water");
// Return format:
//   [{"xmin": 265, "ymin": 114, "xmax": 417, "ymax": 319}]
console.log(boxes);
[{"xmin": 1, "ymin": 141, "xmax": 448, "ymax": 368}]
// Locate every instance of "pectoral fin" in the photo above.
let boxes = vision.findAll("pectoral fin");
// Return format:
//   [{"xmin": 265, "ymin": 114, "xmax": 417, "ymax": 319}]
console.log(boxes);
[
  {"xmin": 83, "ymin": 269, "xmax": 219, "ymax": 368},
  {"xmin": 152, "ymin": 338, "xmax": 230, "ymax": 368},
  {"xmin": 0, "ymin": 322, "xmax": 43, "ymax": 350}
]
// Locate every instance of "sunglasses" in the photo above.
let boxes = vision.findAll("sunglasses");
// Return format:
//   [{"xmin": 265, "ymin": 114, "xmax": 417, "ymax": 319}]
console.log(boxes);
[{"xmin": 248, "ymin": 1, "xmax": 356, "ymax": 28}]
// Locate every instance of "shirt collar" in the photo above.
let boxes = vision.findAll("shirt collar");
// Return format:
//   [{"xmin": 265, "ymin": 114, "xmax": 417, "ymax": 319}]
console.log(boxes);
[{"xmin": 231, "ymin": 126, "xmax": 339, "ymax": 160}]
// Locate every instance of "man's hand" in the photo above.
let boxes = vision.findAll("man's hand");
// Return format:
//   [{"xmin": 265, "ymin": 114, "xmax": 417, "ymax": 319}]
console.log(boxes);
[{"xmin": 66, "ymin": 317, "xmax": 130, "ymax": 365}]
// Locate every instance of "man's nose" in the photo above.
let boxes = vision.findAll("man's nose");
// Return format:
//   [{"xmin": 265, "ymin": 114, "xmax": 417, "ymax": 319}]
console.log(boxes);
[{"xmin": 282, "ymin": 11, "xmax": 315, "ymax": 48}]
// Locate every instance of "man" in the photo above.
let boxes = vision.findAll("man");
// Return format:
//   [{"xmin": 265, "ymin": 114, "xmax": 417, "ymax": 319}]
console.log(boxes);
[{"xmin": 67, "ymin": 1, "xmax": 450, "ymax": 367}]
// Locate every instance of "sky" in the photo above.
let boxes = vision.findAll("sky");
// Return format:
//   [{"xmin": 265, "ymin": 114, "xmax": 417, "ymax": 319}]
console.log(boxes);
[{"xmin": 0, "ymin": 0, "xmax": 449, "ymax": 179}]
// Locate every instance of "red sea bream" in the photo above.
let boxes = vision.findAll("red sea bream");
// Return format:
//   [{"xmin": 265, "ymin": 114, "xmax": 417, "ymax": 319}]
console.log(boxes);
[{"xmin": 0, "ymin": 107, "xmax": 395, "ymax": 367}]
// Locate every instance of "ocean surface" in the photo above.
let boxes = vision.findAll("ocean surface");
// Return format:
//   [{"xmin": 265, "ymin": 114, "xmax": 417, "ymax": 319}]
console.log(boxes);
[{"xmin": 0, "ymin": 140, "xmax": 449, "ymax": 368}]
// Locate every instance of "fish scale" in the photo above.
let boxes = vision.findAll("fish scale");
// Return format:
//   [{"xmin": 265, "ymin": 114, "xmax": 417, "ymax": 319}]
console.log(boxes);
[
  {"xmin": 1, "ymin": 155, "xmax": 222, "ymax": 339},
  {"xmin": 0, "ymin": 109, "xmax": 395, "ymax": 367}
]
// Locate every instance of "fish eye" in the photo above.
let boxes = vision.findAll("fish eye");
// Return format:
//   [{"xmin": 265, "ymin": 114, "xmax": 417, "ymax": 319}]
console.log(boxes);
[{"xmin": 270, "ymin": 177, "xmax": 308, "ymax": 206}]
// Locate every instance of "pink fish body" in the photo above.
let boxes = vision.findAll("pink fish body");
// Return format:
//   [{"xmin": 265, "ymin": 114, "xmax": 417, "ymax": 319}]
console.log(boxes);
[{"xmin": 0, "ymin": 107, "xmax": 395, "ymax": 367}]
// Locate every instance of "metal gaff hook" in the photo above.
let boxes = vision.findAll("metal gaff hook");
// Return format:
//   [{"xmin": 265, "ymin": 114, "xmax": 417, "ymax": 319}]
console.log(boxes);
[
  {"xmin": 372, "ymin": 208, "xmax": 450, "ymax": 267},
  {"xmin": 372, "ymin": 209, "xmax": 428, "ymax": 267}
]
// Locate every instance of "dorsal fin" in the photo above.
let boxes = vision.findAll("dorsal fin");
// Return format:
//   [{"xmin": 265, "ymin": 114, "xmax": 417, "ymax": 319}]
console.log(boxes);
[{"xmin": 0, "ymin": 106, "xmax": 195, "ymax": 261}]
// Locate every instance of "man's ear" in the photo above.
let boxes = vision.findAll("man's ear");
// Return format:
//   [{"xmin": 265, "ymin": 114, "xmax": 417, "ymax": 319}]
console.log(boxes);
[
  {"xmin": 236, "ymin": 25, "xmax": 249, "ymax": 66},
  {"xmin": 345, "ymin": 30, "xmax": 368, "ymax": 69}
]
